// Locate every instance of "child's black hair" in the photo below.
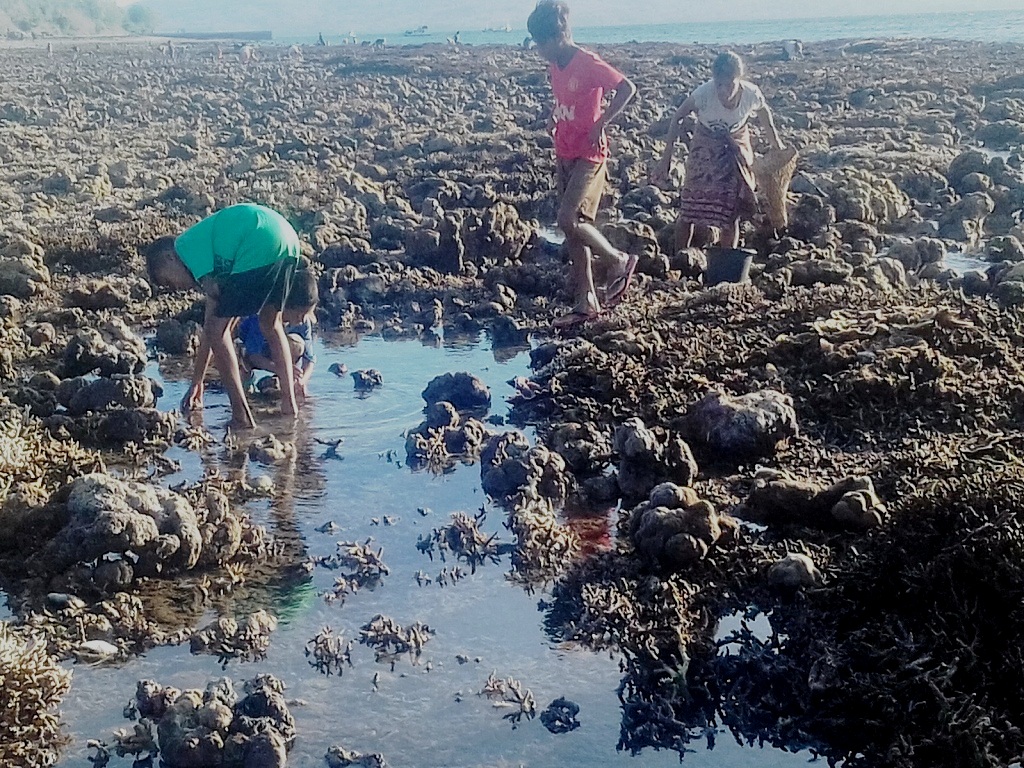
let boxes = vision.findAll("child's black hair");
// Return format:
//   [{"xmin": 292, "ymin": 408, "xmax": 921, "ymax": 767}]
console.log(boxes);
[
  {"xmin": 527, "ymin": 0, "xmax": 570, "ymax": 44},
  {"xmin": 143, "ymin": 235, "xmax": 179, "ymax": 284},
  {"xmin": 286, "ymin": 267, "xmax": 318, "ymax": 310}
]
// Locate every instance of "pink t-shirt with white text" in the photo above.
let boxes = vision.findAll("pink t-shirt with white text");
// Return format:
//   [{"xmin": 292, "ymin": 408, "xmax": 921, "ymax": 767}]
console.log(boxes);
[{"xmin": 549, "ymin": 48, "xmax": 625, "ymax": 163}]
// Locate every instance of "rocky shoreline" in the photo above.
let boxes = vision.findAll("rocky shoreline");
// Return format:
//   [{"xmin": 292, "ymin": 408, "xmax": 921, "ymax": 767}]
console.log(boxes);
[{"xmin": 1, "ymin": 36, "xmax": 1024, "ymax": 767}]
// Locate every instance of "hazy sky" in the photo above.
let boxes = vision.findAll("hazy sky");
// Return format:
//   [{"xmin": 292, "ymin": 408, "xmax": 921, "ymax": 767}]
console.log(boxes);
[{"xmin": 132, "ymin": 0, "xmax": 1022, "ymax": 35}]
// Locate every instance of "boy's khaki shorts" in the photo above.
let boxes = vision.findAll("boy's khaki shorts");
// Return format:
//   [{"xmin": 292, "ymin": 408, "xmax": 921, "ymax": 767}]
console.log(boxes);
[{"xmin": 556, "ymin": 158, "xmax": 607, "ymax": 224}]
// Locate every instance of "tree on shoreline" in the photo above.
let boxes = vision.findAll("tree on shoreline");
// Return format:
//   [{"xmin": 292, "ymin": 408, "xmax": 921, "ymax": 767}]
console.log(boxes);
[
  {"xmin": 0, "ymin": 0, "xmax": 151, "ymax": 37},
  {"xmin": 124, "ymin": 3, "xmax": 155, "ymax": 34}
]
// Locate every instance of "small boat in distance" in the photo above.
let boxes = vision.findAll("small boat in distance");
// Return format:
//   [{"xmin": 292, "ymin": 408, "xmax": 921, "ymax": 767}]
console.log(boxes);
[
  {"xmin": 483, "ymin": 23, "xmax": 513, "ymax": 33},
  {"xmin": 404, "ymin": 25, "xmax": 429, "ymax": 36}
]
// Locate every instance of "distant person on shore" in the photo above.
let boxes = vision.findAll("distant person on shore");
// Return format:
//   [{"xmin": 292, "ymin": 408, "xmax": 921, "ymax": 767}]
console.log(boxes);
[
  {"xmin": 782, "ymin": 40, "xmax": 803, "ymax": 61},
  {"xmin": 144, "ymin": 203, "xmax": 303, "ymax": 428},
  {"xmin": 652, "ymin": 51, "xmax": 784, "ymax": 250},
  {"xmin": 527, "ymin": 0, "xmax": 639, "ymax": 329},
  {"xmin": 237, "ymin": 270, "xmax": 318, "ymax": 403}
]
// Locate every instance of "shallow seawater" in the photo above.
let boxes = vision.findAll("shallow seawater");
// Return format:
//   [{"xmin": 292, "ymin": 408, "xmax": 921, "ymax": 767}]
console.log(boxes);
[
  {"xmin": 945, "ymin": 250, "xmax": 990, "ymax": 275},
  {"xmin": 975, "ymin": 146, "xmax": 1016, "ymax": 163},
  {"xmin": 52, "ymin": 332, "xmax": 809, "ymax": 767}
]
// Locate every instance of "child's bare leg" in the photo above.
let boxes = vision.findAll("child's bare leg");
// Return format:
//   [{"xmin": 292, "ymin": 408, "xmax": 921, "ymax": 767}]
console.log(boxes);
[
  {"xmin": 258, "ymin": 306, "xmax": 297, "ymax": 417},
  {"xmin": 675, "ymin": 215, "xmax": 695, "ymax": 251},
  {"xmin": 286, "ymin": 333, "xmax": 304, "ymax": 364},
  {"xmin": 556, "ymin": 159, "xmax": 628, "ymax": 301},
  {"xmin": 247, "ymin": 353, "xmax": 276, "ymax": 374},
  {"xmin": 725, "ymin": 218, "xmax": 741, "ymax": 248},
  {"xmin": 558, "ymin": 216, "xmax": 628, "ymax": 283},
  {"xmin": 566, "ymin": 236, "xmax": 599, "ymax": 314}
]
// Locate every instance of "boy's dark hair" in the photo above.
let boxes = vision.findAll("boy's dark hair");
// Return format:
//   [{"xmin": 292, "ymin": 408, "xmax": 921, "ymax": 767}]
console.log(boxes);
[
  {"xmin": 527, "ymin": 0, "xmax": 570, "ymax": 44},
  {"xmin": 144, "ymin": 235, "xmax": 179, "ymax": 284},
  {"xmin": 286, "ymin": 267, "xmax": 318, "ymax": 310}
]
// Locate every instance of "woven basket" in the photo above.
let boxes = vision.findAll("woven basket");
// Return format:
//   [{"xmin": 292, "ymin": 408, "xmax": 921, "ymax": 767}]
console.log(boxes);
[{"xmin": 753, "ymin": 146, "xmax": 799, "ymax": 229}]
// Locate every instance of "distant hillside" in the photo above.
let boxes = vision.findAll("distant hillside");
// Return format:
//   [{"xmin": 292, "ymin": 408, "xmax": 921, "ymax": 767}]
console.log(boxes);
[
  {"xmin": 132, "ymin": 0, "xmax": 367, "ymax": 36},
  {"xmin": 0, "ymin": 0, "xmax": 154, "ymax": 37},
  {"xmin": 131, "ymin": 0, "xmax": 511, "ymax": 37},
  {"xmin": 133, "ymin": 0, "xmax": 253, "ymax": 33}
]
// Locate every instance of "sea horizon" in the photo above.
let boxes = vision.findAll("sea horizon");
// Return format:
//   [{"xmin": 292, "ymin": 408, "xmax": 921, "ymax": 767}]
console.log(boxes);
[{"xmin": 274, "ymin": 7, "xmax": 1024, "ymax": 48}]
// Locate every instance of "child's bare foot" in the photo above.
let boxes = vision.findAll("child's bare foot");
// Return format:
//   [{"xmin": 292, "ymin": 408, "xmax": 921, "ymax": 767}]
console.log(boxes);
[
  {"xmin": 228, "ymin": 414, "xmax": 256, "ymax": 430},
  {"xmin": 552, "ymin": 307, "xmax": 601, "ymax": 330},
  {"xmin": 257, "ymin": 375, "xmax": 281, "ymax": 394}
]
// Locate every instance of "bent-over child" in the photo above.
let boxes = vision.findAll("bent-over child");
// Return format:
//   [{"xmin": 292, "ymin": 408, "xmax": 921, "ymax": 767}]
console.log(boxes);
[{"xmin": 145, "ymin": 202, "xmax": 302, "ymax": 428}]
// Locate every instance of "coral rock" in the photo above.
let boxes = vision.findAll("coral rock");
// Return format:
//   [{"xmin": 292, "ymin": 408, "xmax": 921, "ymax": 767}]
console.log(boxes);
[
  {"xmin": 768, "ymin": 553, "xmax": 822, "ymax": 589},
  {"xmin": 352, "ymin": 369, "xmax": 384, "ymax": 390},
  {"xmin": 58, "ymin": 374, "xmax": 156, "ymax": 416},
  {"xmin": 45, "ymin": 474, "xmax": 205, "ymax": 575},
  {"xmin": 481, "ymin": 432, "xmax": 572, "ymax": 501},
  {"xmin": 741, "ymin": 470, "xmax": 885, "ymax": 530},
  {"xmin": 612, "ymin": 417, "xmax": 698, "ymax": 500},
  {"xmin": 627, "ymin": 483, "xmax": 737, "ymax": 571},
  {"xmin": 684, "ymin": 390, "xmax": 798, "ymax": 461},
  {"xmin": 156, "ymin": 319, "xmax": 202, "ymax": 355},
  {"xmin": 62, "ymin": 318, "xmax": 146, "ymax": 378},
  {"xmin": 422, "ymin": 371, "xmax": 490, "ymax": 411}
]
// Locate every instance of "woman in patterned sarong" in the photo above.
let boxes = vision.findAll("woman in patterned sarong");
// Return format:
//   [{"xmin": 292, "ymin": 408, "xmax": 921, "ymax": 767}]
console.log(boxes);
[{"xmin": 652, "ymin": 52, "xmax": 784, "ymax": 249}]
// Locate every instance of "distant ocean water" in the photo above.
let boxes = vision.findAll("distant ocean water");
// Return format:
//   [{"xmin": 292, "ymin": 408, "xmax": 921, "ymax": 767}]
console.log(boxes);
[{"xmin": 282, "ymin": 8, "xmax": 1024, "ymax": 47}]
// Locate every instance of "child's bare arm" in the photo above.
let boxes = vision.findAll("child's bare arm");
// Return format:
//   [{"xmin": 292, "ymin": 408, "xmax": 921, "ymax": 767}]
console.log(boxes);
[
  {"xmin": 602, "ymin": 77, "xmax": 637, "ymax": 127},
  {"xmin": 182, "ymin": 281, "xmax": 224, "ymax": 412},
  {"xmin": 203, "ymin": 298, "xmax": 256, "ymax": 428},
  {"xmin": 246, "ymin": 353, "xmax": 277, "ymax": 373},
  {"xmin": 756, "ymin": 106, "xmax": 784, "ymax": 150},
  {"xmin": 183, "ymin": 332, "xmax": 212, "ymax": 411},
  {"xmin": 589, "ymin": 77, "xmax": 637, "ymax": 144},
  {"xmin": 652, "ymin": 95, "xmax": 696, "ymax": 181}
]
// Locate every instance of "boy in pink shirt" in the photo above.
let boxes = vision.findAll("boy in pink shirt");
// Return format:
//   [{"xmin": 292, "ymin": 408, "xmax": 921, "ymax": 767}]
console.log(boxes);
[{"xmin": 528, "ymin": 0, "xmax": 638, "ymax": 328}]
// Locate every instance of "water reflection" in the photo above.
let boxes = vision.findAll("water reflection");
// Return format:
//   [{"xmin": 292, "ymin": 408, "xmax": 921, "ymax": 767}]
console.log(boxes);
[{"xmin": 51, "ymin": 332, "xmax": 810, "ymax": 768}]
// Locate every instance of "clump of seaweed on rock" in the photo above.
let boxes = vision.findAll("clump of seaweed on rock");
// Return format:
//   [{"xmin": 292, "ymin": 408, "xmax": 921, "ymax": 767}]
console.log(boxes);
[
  {"xmin": 305, "ymin": 627, "xmax": 353, "ymax": 677},
  {"xmin": 418, "ymin": 509, "xmax": 505, "ymax": 571},
  {"xmin": 0, "ymin": 623, "xmax": 73, "ymax": 767},
  {"xmin": 358, "ymin": 614, "xmax": 434, "ymax": 665},
  {"xmin": 315, "ymin": 539, "xmax": 390, "ymax": 604}
]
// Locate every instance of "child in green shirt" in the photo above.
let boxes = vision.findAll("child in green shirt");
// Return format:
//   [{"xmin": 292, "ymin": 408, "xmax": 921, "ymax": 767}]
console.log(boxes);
[{"xmin": 145, "ymin": 203, "xmax": 306, "ymax": 428}]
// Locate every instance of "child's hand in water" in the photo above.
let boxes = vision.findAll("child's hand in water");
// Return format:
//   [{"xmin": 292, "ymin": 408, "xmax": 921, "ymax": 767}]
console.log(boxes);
[
  {"xmin": 181, "ymin": 382, "xmax": 204, "ymax": 412},
  {"xmin": 293, "ymin": 371, "xmax": 308, "ymax": 402}
]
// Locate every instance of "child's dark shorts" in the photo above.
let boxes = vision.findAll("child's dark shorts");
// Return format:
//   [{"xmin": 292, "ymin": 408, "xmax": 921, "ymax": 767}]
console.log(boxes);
[{"xmin": 215, "ymin": 258, "xmax": 296, "ymax": 318}]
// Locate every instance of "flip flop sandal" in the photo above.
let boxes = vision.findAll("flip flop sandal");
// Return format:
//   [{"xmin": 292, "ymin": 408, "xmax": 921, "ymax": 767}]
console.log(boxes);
[
  {"xmin": 552, "ymin": 309, "xmax": 600, "ymax": 330},
  {"xmin": 605, "ymin": 253, "xmax": 639, "ymax": 308}
]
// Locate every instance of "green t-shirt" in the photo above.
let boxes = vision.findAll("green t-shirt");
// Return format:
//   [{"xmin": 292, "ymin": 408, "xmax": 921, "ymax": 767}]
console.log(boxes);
[{"xmin": 174, "ymin": 204, "xmax": 300, "ymax": 280}]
